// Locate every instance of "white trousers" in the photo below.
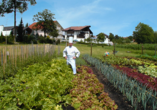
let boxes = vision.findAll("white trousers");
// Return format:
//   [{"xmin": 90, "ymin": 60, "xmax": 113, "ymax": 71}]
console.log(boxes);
[{"xmin": 67, "ymin": 59, "xmax": 76, "ymax": 74}]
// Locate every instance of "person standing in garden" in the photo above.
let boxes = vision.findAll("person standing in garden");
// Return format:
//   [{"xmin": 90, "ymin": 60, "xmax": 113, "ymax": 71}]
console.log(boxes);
[{"xmin": 63, "ymin": 37, "xmax": 80, "ymax": 74}]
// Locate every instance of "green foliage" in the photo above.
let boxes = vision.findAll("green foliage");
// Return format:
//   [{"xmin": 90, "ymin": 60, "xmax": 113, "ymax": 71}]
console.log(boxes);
[
  {"xmin": 154, "ymin": 31, "xmax": 157, "ymax": 43},
  {"xmin": 0, "ymin": 59, "xmax": 74, "ymax": 109},
  {"xmin": 7, "ymin": 35, "xmax": 14, "ymax": 44},
  {"xmin": 113, "ymin": 36, "xmax": 126, "ymax": 44},
  {"xmin": 83, "ymin": 54, "xmax": 157, "ymax": 110},
  {"xmin": 114, "ymin": 35, "xmax": 119, "ymax": 40},
  {"xmin": 133, "ymin": 22, "xmax": 154, "ymax": 44},
  {"xmin": 136, "ymin": 54, "xmax": 157, "ymax": 61},
  {"xmin": 23, "ymin": 35, "xmax": 35, "ymax": 44},
  {"xmin": 33, "ymin": 9, "xmax": 58, "ymax": 37},
  {"xmin": 0, "ymin": 50, "xmax": 58, "ymax": 80},
  {"xmin": 17, "ymin": 18, "xmax": 24, "ymax": 42},
  {"xmin": 86, "ymin": 37, "xmax": 92, "ymax": 43},
  {"xmin": 70, "ymin": 66, "xmax": 118, "ymax": 110},
  {"xmin": 76, "ymin": 57, "xmax": 87, "ymax": 66},
  {"xmin": 25, "ymin": 23, "xmax": 29, "ymax": 27},
  {"xmin": 115, "ymin": 43, "xmax": 157, "ymax": 57},
  {"xmin": 109, "ymin": 33, "xmax": 114, "ymax": 41},
  {"xmin": 0, "ymin": 0, "xmax": 36, "ymax": 16},
  {"xmin": 97, "ymin": 33, "xmax": 105, "ymax": 42},
  {"xmin": 138, "ymin": 66, "xmax": 157, "ymax": 78},
  {"xmin": 37, "ymin": 36, "xmax": 55, "ymax": 44},
  {"xmin": 56, "ymin": 39, "xmax": 60, "ymax": 45},
  {"xmin": 0, "ymin": 33, "xmax": 5, "ymax": 43},
  {"xmin": 45, "ymin": 37, "xmax": 53, "ymax": 44},
  {"xmin": 128, "ymin": 36, "xmax": 133, "ymax": 41},
  {"xmin": 49, "ymin": 28, "xmax": 59, "ymax": 38}
]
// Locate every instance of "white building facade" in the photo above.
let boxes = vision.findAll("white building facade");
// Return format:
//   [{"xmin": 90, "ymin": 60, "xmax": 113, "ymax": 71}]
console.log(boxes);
[
  {"xmin": 63, "ymin": 26, "xmax": 92, "ymax": 42},
  {"xmin": 0, "ymin": 25, "xmax": 13, "ymax": 36}
]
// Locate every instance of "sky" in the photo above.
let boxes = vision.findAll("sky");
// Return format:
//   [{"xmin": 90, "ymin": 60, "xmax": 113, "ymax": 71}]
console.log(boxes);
[{"xmin": 0, "ymin": 0, "xmax": 157, "ymax": 37}]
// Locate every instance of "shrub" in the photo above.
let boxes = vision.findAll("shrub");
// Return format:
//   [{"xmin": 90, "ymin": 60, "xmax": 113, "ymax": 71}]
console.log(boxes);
[
  {"xmin": 7, "ymin": 35, "xmax": 14, "ymax": 44},
  {"xmin": 0, "ymin": 34, "xmax": 5, "ymax": 43},
  {"xmin": 56, "ymin": 39, "xmax": 60, "ymax": 45},
  {"xmin": 38, "ymin": 36, "xmax": 46, "ymax": 43},
  {"xmin": 46, "ymin": 37, "xmax": 53, "ymax": 44},
  {"xmin": 23, "ymin": 35, "xmax": 35, "ymax": 44}
]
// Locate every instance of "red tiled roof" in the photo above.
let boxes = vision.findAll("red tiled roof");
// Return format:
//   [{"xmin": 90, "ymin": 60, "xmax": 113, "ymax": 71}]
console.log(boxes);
[
  {"xmin": 28, "ymin": 21, "xmax": 57, "ymax": 30},
  {"xmin": 63, "ymin": 26, "xmax": 90, "ymax": 31}
]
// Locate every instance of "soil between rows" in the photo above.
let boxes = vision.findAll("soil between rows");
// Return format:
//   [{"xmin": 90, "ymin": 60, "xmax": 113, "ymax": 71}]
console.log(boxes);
[
  {"xmin": 91, "ymin": 65, "xmax": 153, "ymax": 110},
  {"xmin": 90, "ymin": 66, "xmax": 134, "ymax": 110},
  {"xmin": 63, "ymin": 65, "xmax": 153, "ymax": 110}
]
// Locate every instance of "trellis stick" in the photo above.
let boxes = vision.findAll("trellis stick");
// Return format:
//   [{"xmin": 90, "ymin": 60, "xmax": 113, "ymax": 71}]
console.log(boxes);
[
  {"xmin": 1, "ymin": 50, "xmax": 3, "ymax": 66},
  {"xmin": 142, "ymin": 44, "xmax": 143, "ymax": 55},
  {"xmin": 8, "ymin": 46, "xmax": 11, "ymax": 65},
  {"xmin": 3, "ymin": 48, "xmax": 5, "ymax": 77},
  {"xmin": 26, "ymin": 45, "xmax": 27, "ymax": 62},
  {"xmin": 24, "ymin": 45, "xmax": 25, "ymax": 62},
  {"xmin": 155, "ymin": 45, "xmax": 156, "ymax": 56},
  {"xmin": 12, "ymin": 46, "xmax": 14, "ymax": 68},
  {"xmin": 15, "ymin": 46, "xmax": 16, "ymax": 68},
  {"xmin": 44, "ymin": 44, "xmax": 45, "ymax": 56},
  {"xmin": 5, "ymin": 46, "xmax": 7, "ymax": 66},
  {"xmin": 21, "ymin": 46, "xmax": 23, "ymax": 65}
]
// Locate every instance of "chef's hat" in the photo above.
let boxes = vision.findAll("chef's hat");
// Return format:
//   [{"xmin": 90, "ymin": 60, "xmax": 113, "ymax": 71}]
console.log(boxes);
[{"xmin": 69, "ymin": 37, "xmax": 73, "ymax": 43}]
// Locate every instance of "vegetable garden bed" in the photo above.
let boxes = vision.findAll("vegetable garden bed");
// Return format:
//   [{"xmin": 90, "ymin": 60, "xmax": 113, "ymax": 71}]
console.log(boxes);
[
  {"xmin": 0, "ymin": 58, "xmax": 118, "ymax": 110},
  {"xmin": 83, "ymin": 54, "xmax": 157, "ymax": 110},
  {"xmin": 1, "ymin": 54, "xmax": 157, "ymax": 110}
]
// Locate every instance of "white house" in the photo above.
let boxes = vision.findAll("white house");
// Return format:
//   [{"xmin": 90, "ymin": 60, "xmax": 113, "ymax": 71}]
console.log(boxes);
[
  {"xmin": 62, "ymin": 25, "xmax": 93, "ymax": 42},
  {"xmin": 27, "ymin": 21, "xmax": 64, "ymax": 39},
  {"xmin": 0, "ymin": 25, "xmax": 16, "ymax": 36},
  {"xmin": 96, "ymin": 33, "xmax": 113, "ymax": 45}
]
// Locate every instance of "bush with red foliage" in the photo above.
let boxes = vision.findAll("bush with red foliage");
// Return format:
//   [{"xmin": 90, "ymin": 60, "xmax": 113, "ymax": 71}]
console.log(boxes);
[
  {"xmin": 77, "ymin": 66, "xmax": 94, "ymax": 74},
  {"xmin": 113, "ymin": 65, "xmax": 157, "ymax": 91}
]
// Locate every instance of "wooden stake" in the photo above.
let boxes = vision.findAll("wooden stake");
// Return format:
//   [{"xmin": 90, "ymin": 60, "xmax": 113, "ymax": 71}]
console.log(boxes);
[
  {"xmin": 91, "ymin": 42, "xmax": 92, "ymax": 56},
  {"xmin": 142, "ymin": 44, "xmax": 143, "ymax": 55},
  {"xmin": 3, "ymin": 48, "xmax": 5, "ymax": 77},
  {"xmin": 155, "ymin": 45, "xmax": 156, "ymax": 56}
]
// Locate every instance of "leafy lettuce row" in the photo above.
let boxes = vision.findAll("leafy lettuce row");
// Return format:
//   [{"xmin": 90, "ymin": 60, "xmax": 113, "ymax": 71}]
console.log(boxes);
[
  {"xmin": 101, "ymin": 55, "xmax": 157, "ymax": 78},
  {"xmin": 83, "ymin": 54, "xmax": 157, "ymax": 110},
  {"xmin": 70, "ymin": 65, "xmax": 118, "ymax": 110},
  {"xmin": 0, "ymin": 59, "xmax": 74, "ymax": 110}
]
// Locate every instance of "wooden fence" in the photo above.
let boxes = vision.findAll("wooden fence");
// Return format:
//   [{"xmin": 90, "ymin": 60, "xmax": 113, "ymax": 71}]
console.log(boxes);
[{"xmin": 0, "ymin": 44, "xmax": 61, "ymax": 77}]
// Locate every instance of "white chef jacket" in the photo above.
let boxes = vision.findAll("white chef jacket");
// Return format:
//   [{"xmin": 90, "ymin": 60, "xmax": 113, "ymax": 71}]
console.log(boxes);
[{"xmin": 63, "ymin": 46, "xmax": 80, "ymax": 74}]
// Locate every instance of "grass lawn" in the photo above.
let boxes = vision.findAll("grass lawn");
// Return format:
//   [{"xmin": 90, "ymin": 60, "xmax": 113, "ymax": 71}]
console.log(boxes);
[{"xmin": 59, "ymin": 43, "xmax": 141, "ymax": 58}]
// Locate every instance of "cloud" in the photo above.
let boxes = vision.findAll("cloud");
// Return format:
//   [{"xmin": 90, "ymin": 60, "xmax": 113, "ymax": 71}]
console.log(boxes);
[{"xmin": 55, "ymin": 0, "xmax": 114, "ymax": 28}]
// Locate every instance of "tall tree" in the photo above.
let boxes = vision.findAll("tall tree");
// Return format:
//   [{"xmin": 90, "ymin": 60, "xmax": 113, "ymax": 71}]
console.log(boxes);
[
  {"xmin": 25, "ymin": 23, "xmax": 28, "ymax": 27},
  {"xmin": 133, "ymin": 22, "xmax": 154, "ymax": 44},
  {"xmin": 17, "ymin": 18, "xmax": 24, "ymax": 42},
  {"xmin": 0, "ymin": 0, "xmax": 36, "ymax": 42},
  {"xmin": 33, "ymin": 9, "xmax": 58, "ymax": 37},
  {"xmin": 97, "ymin": 32, "xmax": 105, "ymax": 42},
  {"xmin": 114, "ymin": 35, "xmax": 119, "ymax": 39},
  {"xmin": 128, "ymin": 35, "xmax": 133, "ymax": 41},
  {"xmin": 108, "ymin": 33, "xmax": 114, "ymax": 41}
]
